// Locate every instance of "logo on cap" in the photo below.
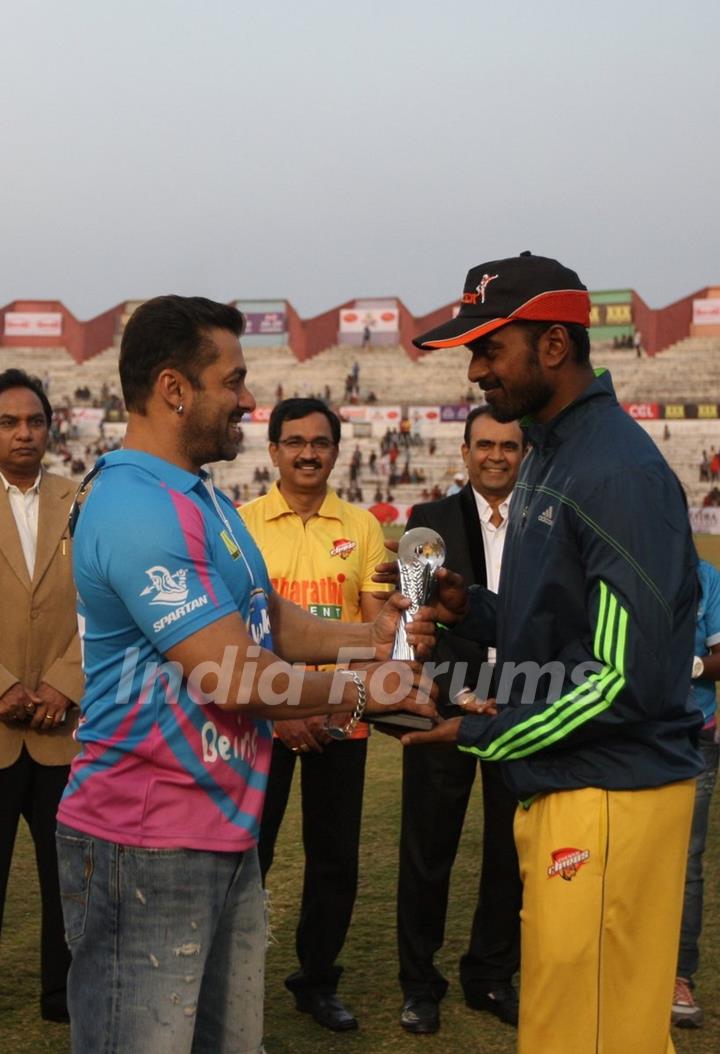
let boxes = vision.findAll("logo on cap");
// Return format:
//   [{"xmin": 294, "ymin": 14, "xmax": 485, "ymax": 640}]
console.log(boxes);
[{"xmin": 462, "ymin": 272, "xmax": 499, "ymax": 306}]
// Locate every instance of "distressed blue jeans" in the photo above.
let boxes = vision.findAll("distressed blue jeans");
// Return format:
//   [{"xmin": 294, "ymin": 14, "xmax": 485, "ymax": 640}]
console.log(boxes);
[
  {"xmin": 677, "ymin": 734, "xmax": 719, "ymax": 982},
  {"xmin": 56, "ymin": 824, "xmax": 266, "ymax": 1054}
]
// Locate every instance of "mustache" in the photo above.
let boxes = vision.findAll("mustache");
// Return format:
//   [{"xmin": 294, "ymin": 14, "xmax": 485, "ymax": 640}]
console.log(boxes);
[{"xmin": 294, "ymin": 460, "xmax": 322, "ymax": 470}]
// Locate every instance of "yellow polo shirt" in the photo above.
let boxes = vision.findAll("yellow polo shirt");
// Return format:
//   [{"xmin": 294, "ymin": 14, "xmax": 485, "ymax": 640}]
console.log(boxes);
[{"xmin": 239, "ymin": 483, "xmax": 391, "ymax": 739}]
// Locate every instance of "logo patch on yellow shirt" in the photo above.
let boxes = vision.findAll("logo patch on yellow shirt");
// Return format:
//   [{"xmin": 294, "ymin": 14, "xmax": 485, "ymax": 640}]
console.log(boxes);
[{"xmin": 330, "ymin": 538, "xmax": 357, "ymax": 559}]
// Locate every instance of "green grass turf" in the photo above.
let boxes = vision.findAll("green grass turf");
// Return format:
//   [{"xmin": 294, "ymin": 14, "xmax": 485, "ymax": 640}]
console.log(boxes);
[
  {"xmin": 2, "ymin": 533, "xmax": 717, "ymax": 1052},
  {"xmin": 1, "ymin": 733, "xmax": 718, "ymax": 1052}
]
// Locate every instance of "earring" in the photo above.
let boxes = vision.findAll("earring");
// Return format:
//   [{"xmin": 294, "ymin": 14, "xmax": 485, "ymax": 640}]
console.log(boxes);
[{"xmin": 176, "ymin": 404, "xmax": 184, "ymax": 415}]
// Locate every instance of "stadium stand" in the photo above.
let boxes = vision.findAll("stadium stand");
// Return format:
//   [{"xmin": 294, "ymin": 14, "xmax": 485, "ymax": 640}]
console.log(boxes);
[{"xmin": 2, "ymin": 333, "xmax": 720, "ymax": 517}]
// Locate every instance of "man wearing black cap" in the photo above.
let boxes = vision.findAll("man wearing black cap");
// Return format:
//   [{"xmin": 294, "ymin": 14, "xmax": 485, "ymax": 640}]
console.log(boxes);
[{"xmin": 402, "ymin": 253, "xmax": 702, "ymax": 1054}]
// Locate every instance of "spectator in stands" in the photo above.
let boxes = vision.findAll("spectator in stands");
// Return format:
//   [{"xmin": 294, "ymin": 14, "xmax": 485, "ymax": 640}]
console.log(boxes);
[
  {"xmin": 671, "ymin": 559, "xmax": 720, "ymax": 1030},
  {"xmin": 324, "ymin": 384, "xmax": 332, "ymax": 403},
  {"xmin": 663, "ymin": 424, "xmax": 671, "ymax": 440},
  {"xmin": 373, "ymin": 485, "xmax": 384, "ymax": 503},
  {"xmin": 428, "ymin": 438, "xmax": 437, "ymax": 456},
  {"xmin": 368, "ymin": 451, "xmax": 377, "ymax": 473},
  {"xmin": 367, "ymin": 391, "xmax": 378, "ymax": 404},
  {"xmin": 361, "ymin": 326, "xmax": 371, "ymax": 348},
  {"xmin": 276, "ymin": 383, "xmax": 284, "ymax": 402},
  {"xmin": 711, "ymin": 451, "xmax": 720, "ymax": 482},
  {"xmin": 699, "ymin": 451, "xmax": 710, "ymax": 482},
  {"xmin": 634, "ymin": 331, "xmax": 643, "ymax": 358},
  {"xmin": 0, "ymin": 368, "xmax": 83, "ymax": 1023},
  {"xmin": 352, "ymin": 359, "xmax": 361, "ymax": 386},
  {"xmin": 445, "ymin": 471, "xmax": 465, "ymax": 496}
]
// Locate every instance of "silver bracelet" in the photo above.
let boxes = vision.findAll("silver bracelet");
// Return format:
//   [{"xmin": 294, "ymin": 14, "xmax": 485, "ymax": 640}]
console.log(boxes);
[{"xmin": 326, "ymin": 671, "xmax": 367, "ymax": 740}]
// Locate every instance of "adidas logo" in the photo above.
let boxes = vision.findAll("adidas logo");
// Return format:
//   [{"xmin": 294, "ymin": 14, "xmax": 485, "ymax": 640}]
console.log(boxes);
[{"xmin": 538, "ymin": 505, "xmax": 554, "ymax": 526}]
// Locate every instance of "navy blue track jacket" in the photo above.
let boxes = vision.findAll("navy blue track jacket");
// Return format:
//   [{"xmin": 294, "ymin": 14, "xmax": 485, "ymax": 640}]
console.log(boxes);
[{"xmin": 454, "ymin": 370, "xmax": 703, "ymax": 802}]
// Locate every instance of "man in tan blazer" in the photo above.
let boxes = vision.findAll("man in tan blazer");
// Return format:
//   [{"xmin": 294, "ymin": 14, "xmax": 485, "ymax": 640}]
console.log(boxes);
[{"xmin": 0, "ymin": 368, "xmax": 83, "ymax": 1023}]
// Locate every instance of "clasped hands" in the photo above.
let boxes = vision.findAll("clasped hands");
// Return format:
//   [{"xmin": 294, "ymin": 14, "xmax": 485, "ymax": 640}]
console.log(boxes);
[{"xmin": 0, "ymin": 682, "xmax": 72, "ymax": 731}]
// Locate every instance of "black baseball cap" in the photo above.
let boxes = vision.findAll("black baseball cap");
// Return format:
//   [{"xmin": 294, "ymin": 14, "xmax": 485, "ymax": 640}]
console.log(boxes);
[{"xmin": 414, "ymin": 251, "xmax": 590, "ymax": 350}]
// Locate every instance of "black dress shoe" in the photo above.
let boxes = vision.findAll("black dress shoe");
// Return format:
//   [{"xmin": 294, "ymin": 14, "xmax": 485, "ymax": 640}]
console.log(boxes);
[
  {"xmin": 400, "ymin": 996, "xmax": 440, "ymax": 1034},
  {"xmin": 295, "ymin": 992, "xmax": 358, "ymax": 1031},
  {"xmin": 465, "ymin": 983, "xmax": 519, "ymax": 1027},
  {"xmin": 40, "ymin": 1002, "xmax": 70, "ymax": 1024}
]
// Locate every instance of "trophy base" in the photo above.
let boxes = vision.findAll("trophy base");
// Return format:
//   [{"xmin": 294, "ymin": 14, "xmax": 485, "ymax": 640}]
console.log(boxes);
[{"xmin": 366, "ymin": 711, "xmax": 435, "ymax": 732}]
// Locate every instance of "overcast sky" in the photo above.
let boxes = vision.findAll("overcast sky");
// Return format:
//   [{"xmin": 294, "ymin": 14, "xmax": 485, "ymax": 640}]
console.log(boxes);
[{"xmin": 2, "ymin": 0, "xmax": 718, "ymax": 320}]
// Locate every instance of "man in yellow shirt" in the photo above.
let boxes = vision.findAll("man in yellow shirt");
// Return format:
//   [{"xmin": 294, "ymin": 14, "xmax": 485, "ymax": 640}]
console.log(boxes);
[{"xmin": 240, "ymin": 398, "xmax": 389, "ymax": 1033}]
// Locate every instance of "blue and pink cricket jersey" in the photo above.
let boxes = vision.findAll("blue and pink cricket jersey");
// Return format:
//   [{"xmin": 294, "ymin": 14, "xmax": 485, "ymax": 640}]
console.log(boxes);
[{"xmin": 58, "ymin": 449, "xmax": 274, "ymax": 851}]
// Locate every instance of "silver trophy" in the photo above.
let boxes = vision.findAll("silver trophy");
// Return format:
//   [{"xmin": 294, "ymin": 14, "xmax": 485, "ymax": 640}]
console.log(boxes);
[{"xmin": 392, "ymin": 527, "xmax": 446, "ymax": 660}]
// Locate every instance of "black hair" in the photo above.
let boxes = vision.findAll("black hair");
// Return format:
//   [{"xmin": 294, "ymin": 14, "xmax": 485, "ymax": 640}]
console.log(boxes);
[
  {"xmin": 0, "ymin": 368, "xmax": 53, "ymax": 425},
  {"xmin": 516, "ymin": 320, "xmax": 591, "ymax": 365},
  {"xmin": 119, "ymin": 295, "xmax": 245, "ymax": 413},
  {"xmin": 268, "ymin": 398, "xmax": 341, "ymax": 445},
  {"xmin": 463, "ymin": 403, "xmax": 527, "ymax": 446},
  {"xmin": 463, "ymin": 404, "xmax": 494, "ymax": 446}
]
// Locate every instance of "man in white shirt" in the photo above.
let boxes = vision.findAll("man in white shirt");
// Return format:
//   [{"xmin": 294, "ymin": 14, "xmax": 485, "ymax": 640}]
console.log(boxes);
[
  {"xmin": 397, "ymin": 405, "xmax": 526, "ymax": 1035},
  {"xmin": 0, "ymin": 368, "xmax": 83, "ymax": 1023}
]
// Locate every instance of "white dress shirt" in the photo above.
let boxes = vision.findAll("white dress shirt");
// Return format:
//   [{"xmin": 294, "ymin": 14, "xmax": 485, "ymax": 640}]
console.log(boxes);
[
  {"xmin": 472, "ymin": 487, "xmax": 512, "ymax": 665},
  {"xmin": 1, "ymin": 469, "xmax": 42, "ymax": 578}
]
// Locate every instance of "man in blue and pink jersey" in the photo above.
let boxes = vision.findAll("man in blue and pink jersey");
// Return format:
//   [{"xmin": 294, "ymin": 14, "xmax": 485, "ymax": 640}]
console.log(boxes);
[{"xmin": 56, "ymin": 295, "xmax": 436, "ymax": 1054}]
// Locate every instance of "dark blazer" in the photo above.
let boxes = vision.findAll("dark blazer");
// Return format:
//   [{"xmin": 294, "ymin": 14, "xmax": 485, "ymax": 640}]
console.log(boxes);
[{"xmin": 407, "ymin": 485, "xmax": 487, "ymax": 714}]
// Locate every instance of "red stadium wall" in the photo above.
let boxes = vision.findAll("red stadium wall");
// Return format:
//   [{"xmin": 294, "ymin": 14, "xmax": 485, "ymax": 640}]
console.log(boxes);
[
  {"xmin": 290, "ymin": 299, "xmax": 354, "ymax": 362},
  {"xmin": 405, "ymin": 302, "xmax": 458, "ymax": 360},
  {"xmin": 0, "ymin": 300, "xmax": 123, "ymax": 364},
  {"xmin": 632, "ymin": 289, "xmax": 706, "ymax": 356},
  {"xmin": 2, "ymin": 286, "xmax": 717, "ymax": 366}
]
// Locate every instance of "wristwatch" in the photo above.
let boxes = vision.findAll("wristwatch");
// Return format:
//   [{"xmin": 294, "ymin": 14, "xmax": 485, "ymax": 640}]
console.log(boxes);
[{"xmin": 691, "ymin": 655, "xmax": 705, "ymax": 679}]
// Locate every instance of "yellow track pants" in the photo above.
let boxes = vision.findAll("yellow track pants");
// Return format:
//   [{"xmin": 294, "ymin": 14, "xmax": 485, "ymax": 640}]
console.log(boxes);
[{"xmin": 514, "ymin": 780, "xmax": 695, "ymax": 1054}]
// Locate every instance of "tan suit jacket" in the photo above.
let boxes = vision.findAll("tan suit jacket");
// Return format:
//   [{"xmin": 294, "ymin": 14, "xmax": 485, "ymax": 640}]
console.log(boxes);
[{"xmin": 0, "ymin": 470, "xmax": 83, "ymax": 767}]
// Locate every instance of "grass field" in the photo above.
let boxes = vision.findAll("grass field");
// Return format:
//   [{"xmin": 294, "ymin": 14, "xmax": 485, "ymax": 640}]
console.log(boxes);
[
  {"xmin": 1, "ymin": 732, "xmax": 718, "ymax": 1053},
  {"xmin": 1, "ymin": 537, "xmax": 718, "ymax": 1052}
]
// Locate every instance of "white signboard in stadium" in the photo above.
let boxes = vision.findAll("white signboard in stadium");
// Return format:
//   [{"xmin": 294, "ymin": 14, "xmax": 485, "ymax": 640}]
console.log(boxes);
[
  {"xmin": 339, "ymin": 405, "xmax": 402, "ymax": 426},
  {"xmin": 71, "ymin": 407, "xmax": 105, "ymax": 436},
  {"xmin": 693, "ymin": 299, "xmax": 720, "ymax": 325},
  {"xmin": 339, "ymin": 309, "xmax": 399, "ymax": 334},
  {"xmin": 408, "ymin": 406, "xmax": 441, "ymax": 423},
  {"xmin": 689, "ymin": 507, "xmax": 720, "ymax": 535},
  {"xmin": 4, "ymin": 311, "xmax": 63, "ymax": 337}
]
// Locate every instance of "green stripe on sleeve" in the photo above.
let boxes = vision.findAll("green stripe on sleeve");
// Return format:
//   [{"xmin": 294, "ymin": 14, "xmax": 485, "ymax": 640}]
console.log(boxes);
[{"xmin": 458, "ymin": 581, "xmax": 630, "ymax": 763}]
